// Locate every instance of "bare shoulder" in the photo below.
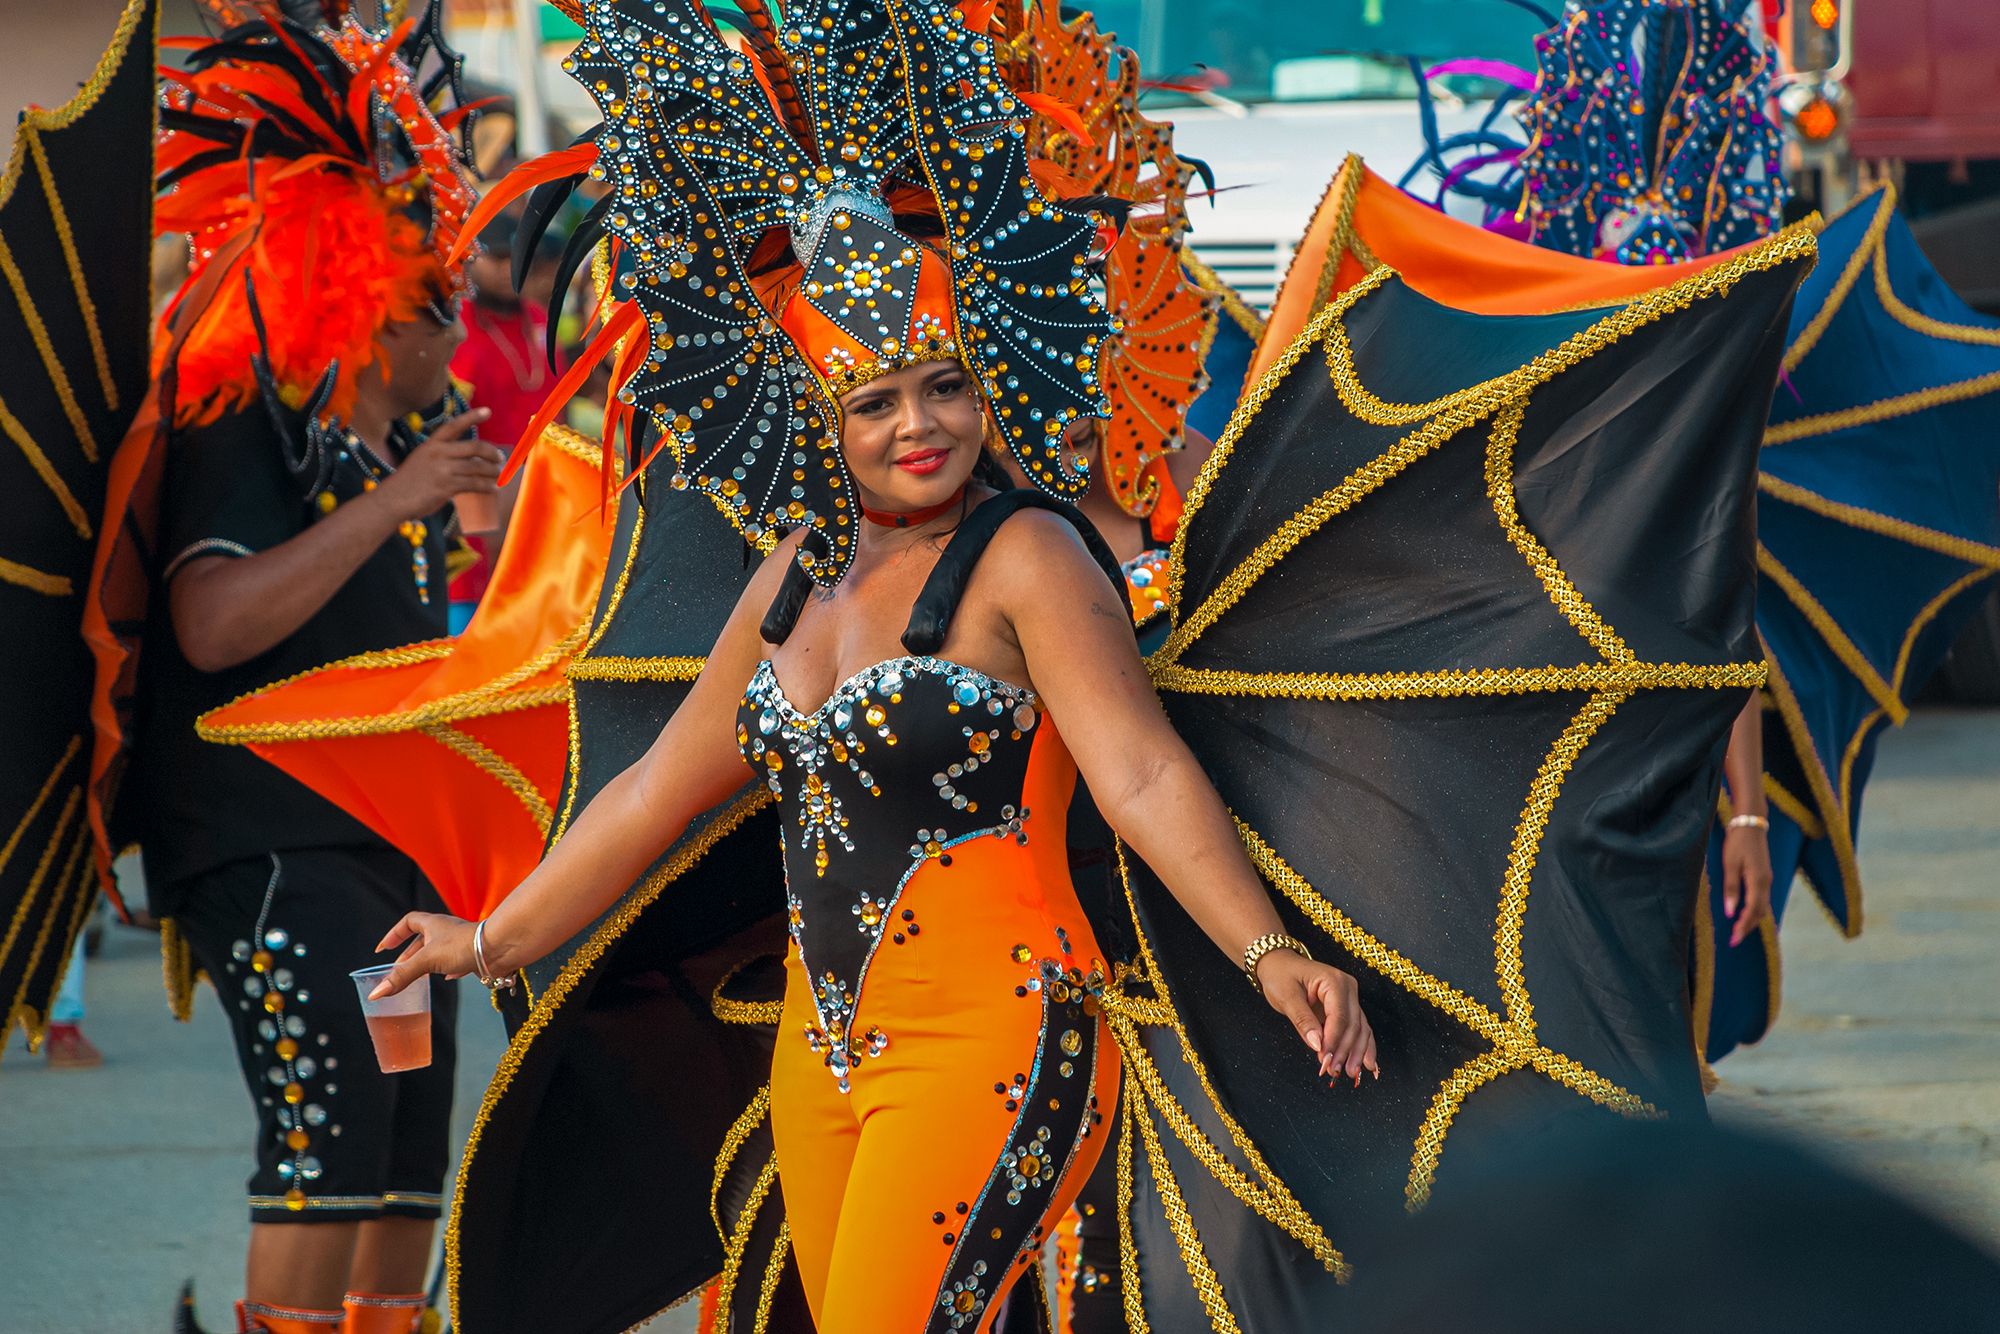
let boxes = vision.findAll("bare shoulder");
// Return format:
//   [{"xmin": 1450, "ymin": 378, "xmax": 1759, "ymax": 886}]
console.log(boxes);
[
  {"xmin": 984, "ymin": 506, "xmax": 1101, "ymax": 583},
  {"xmin": 979, "ymin": 506, "xmax": 1122, "ymax": 623}
]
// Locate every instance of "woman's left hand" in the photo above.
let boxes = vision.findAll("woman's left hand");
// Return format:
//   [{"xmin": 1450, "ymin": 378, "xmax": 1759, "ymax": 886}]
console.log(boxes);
[
  {"xmin": 1256, "ymin": 949, "xmax": 1380, "ymax": 1087},
  {"xmin": 368, "ymin": 912, "xmax": 477, "ymax": 998},
  {"xmin": 1721, "ymin": 823, "xmax": 1774, "ymax": 948}
]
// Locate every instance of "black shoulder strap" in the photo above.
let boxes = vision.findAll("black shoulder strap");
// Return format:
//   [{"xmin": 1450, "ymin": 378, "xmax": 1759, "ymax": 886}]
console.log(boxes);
[
  {"xmin": 901, "ymin": 490, "xmax": 1124, "ymax": 654},
  {"xmin": 758, "ymin": 554, "xmax": 818, "ymax": 646},
  {"xmin": 759, "ymin": 491, "xmax": 1126, "ymax": 649}
]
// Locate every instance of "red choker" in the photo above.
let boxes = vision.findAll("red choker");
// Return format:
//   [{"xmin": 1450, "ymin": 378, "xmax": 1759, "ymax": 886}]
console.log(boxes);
[{"xmin": 860, "ymin": 488, "xmax": 966, "ymax": 528}]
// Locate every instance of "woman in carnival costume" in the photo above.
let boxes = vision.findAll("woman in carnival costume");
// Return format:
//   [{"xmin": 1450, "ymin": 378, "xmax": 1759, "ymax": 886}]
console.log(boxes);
[
  {"xmin": 371, "ymin": 0, "xmax": 1818, "ymax": 1326},
  {"xmin": 368, "ymin": 0, "xmax": 1374, "ymax": 1328}
]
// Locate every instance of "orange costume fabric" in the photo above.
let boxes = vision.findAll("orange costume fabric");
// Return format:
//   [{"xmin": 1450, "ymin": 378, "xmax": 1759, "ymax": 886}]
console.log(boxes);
[
  {"xmin": 1251, "ymin": 155, "xmax": 1774, "ymax": 385},
  {"xmin": 740, "ymin": 503, "xmax": 1123, "ymax": 1329},
  {"xmin": 191, "ymin": 427, "xmax": 618, "ymax": 919},
  {"xmin": 764, "ymin": 713, "xmax": 1118, "ymax": 1329}
]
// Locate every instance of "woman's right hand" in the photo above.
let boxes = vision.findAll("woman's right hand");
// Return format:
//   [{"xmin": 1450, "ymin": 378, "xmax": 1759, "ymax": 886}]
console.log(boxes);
[
  {"xmin": 369, "ymin": 912, "xmax": 480, "ymax": 998},
  {"xmin": 1256, "ymin": 949, "xmax": 1380, "ymax": 1087}
]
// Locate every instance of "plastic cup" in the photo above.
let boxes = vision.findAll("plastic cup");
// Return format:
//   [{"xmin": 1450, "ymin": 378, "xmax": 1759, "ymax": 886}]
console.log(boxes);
[
  {"xmin": 350, "ymin": 965, "xmax": 433, "ymax": 1073},
  {"xmin": 454, "ymin": 489, "xmax": 501, "ymax": 536}
]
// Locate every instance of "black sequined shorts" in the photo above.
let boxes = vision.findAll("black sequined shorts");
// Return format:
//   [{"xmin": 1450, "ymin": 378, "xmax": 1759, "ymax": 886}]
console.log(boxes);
[{"xmin": 171, "ymin": 846, "xmax": 459, "ymax": 1225}]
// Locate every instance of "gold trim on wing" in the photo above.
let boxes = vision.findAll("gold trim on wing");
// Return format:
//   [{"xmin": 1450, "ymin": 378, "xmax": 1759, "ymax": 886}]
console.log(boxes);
[
  {"xmin": 420, "ymin": 723, "xmax": 554, "ymax": 837},
  {"xmin": 443, "ymin": 784, "xmax": 774, "ymax": 1316},
  {"xmin": 1162, "ymin": 222, "xmax": 1818, "ymax": 667},
  {"xmin": 1180, "ymin": 250, "xmax": 1266, "ymax": 341}
]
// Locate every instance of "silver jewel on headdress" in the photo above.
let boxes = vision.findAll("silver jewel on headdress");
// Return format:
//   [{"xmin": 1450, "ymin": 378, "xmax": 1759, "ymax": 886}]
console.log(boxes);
[{"xmin": 792, "ymin": 187, "xmax": 896, "ymax": 266}]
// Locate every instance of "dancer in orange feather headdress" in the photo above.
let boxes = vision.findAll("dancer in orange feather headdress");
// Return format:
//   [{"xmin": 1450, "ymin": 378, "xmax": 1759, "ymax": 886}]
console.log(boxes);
[{"xmin": 79, "ymin": 5, "xmax": 494, "ymax": 1333}]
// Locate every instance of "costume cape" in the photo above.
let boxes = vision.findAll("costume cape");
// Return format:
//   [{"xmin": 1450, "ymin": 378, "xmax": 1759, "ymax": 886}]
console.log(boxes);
[{"xmin": 0, "ymin": 0, "xmax": 156, "ymax": 1063}]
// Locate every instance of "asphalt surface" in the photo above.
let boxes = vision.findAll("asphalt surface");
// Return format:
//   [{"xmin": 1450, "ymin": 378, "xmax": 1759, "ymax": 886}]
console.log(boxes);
[{"xmin": 3, "ymin": 709, "xmax": 1995, "ymax": 1329}]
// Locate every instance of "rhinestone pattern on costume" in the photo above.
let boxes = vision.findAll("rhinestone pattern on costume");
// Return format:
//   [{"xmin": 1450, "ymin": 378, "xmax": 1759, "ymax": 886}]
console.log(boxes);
[
  {"xmin": 925, "ymin": 943, "xmax": 1105, "ymax": 1332},
  {"xmin": 738, "ymin": 656, "xmax": 1042, "ymax": 1091},
  {"xmin": 219, "ymin": 858, "xmax": 342, "ymax": 1215}
]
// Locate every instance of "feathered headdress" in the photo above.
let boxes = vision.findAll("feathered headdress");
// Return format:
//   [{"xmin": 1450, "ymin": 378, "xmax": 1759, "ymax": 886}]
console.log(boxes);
[
  {"xmin": 155, "ymin": 0, "xmax": 478, "ymax": 426},
  {"xmin": 987, "ymin": 0, "xmax": 1217, "ymax": 518},
  {"xmin": 474, "ymin": 0, "xmax": 1119, "ymax": 585}
]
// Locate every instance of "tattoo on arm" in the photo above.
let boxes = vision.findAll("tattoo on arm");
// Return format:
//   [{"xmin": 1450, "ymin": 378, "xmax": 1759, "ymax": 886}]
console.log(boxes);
[{"xmin": 1089, "ymin": 600, "xmax": 1125, "ymax": 621}]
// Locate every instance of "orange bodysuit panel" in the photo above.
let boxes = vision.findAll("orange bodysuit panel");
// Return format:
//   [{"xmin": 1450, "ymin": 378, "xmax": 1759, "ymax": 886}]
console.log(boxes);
[{"xmin": 740, "ymin": 656, "xmax": 1118, "ymax": 1332}]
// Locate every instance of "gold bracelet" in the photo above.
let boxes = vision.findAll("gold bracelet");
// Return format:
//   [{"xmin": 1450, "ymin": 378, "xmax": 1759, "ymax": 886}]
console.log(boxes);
[
  {"xmin": 1726, "ymin": 813, "xmax": 1770, "ymax": 831},
  {"xmin": 1242, "ymin": 931, "xmax": 1313, "ymax": 992}
]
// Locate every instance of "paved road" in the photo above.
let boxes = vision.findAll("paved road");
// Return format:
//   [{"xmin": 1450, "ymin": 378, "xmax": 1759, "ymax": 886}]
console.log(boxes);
[{"xmin": 4, "ymin": 710, "xmax": 1995, "ymax": 1329}]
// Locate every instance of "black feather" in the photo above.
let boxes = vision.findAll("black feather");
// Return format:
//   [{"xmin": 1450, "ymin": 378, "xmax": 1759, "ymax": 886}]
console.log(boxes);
[{"xmin": 546, "ymin": 192, "xmax": 612, "ymax": 370}]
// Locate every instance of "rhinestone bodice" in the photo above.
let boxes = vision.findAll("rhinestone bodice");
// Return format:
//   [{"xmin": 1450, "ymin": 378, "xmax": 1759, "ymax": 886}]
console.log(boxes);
[{"xmin": 738, "ymin": 655, "xmax": 1046, "ymax": 1088}]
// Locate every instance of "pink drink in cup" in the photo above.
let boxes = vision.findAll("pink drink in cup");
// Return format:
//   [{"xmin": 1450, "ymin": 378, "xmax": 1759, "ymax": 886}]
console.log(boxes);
[{"xmin": 350, "ymin": 965, "xmax": 433, "ymax": 1073}]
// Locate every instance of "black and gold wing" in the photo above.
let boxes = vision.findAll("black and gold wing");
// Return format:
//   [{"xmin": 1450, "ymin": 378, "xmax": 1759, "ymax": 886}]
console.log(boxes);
[
  {"xmin": 0, "ymin": 0, "xmax": 156, "ymax": 1064},
  {"xmin": 1106, "ymin": 228, "xmax": 1816, "ymax": 1321},
  {"xmin": 446, "ymin": 477, "xmax": 801, "ymax": 1334}
]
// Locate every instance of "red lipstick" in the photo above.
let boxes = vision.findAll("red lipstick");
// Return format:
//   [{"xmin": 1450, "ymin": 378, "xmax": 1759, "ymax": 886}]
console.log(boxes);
[{"xmin": 893, "ymin": 447, "xmax": 951, "ymax": 475}]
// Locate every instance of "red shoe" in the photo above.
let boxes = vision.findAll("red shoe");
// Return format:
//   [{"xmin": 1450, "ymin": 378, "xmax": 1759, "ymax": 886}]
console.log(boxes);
[{"xmin": 44, "ymin": 1023, "xmax": 103, "ymax": 1069}]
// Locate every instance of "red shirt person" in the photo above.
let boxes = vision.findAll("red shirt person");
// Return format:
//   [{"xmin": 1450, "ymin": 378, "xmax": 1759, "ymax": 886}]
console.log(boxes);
[{"xmin": 447, "ymin": 214, "xmax": 565, "ymax": 621}]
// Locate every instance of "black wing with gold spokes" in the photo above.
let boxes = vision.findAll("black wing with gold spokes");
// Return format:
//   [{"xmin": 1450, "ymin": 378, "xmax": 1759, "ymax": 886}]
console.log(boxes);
[{"xmin": 0, "ymin": 0, "xmax": 156, "ymax": 1063}]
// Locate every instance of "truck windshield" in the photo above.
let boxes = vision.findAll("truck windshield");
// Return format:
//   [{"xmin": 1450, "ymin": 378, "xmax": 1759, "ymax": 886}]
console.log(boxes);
[{"xmin": 1088, "ymin": 0, "xmax": 1544, "ymax": 105}]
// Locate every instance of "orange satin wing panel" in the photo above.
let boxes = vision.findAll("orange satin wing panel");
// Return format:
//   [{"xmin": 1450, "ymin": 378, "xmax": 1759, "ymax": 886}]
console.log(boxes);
[
  {"xmin": 196, "ymin": 426, "xmax": 617, "ymax": 919},
  {"xmin": 1251, "ymin": 155, "xmax": 1774, "ymax": 383}
]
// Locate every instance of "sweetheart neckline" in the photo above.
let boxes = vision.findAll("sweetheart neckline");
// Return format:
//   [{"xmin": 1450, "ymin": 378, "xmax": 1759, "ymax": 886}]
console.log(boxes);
[{"xmin": 751, "ymin": 655, "xmax": 1036, "ymax": 723}]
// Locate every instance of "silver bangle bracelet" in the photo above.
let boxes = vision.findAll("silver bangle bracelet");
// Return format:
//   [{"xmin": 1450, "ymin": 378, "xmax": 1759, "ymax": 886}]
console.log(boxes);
[{"xmin": 472, "ymin": 919, "xmax": 517, "ymax": 992}]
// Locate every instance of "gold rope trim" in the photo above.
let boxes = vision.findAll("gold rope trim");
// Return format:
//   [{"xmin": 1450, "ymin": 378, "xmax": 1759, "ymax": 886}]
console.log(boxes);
[
  {"xmin": 161, "ymin": 917, "xmax": 198, "ymax": 1022},
  {"xmin": 25, "ymin": 131, "xmax": 116, "ymax": 417},
  {"xmin": 753, "ymin": 1220, "xmax": 790, "ymax": 1333},
  {"xmin": 0, "ymin": 0, "xmax": 150, "ymax": 204},
  {"xmin": 711, "ymin": 1084, "xmax": 772, "ymax": 1236},
  {"xmin": 0, "ymin": 794, "xmax": 84, "ymax": 1048},
  {"xmin": 1151, "ymin": 660, "xmax": 1766, "ymax": 702},
  {"xmin": 1181, "ymin": 250, "xmax": 1267, "ymax": 340},
  {"xmin": 1765, "ymin": 366, "xmax": 2000, "ymax": 446},
  {"xmin": 0, "ymin": 232, "xmax": 97, "ymax": 460},
  {"xmin": 1872, "ymin": 222, "xmax": 2000, "ymax": 346},
  {"xmin": 1759, "ymin": 650, "xmax": 1862, "ymax": 937},
  {"xmin": 1107, "ymin": 844, "xmax": 1348, "ymax": 1276},
  {"xmin": 1894, "ymin": 568, "xmax": 1997, "ymax": 694},
  {"xmin": 1756, "ymin": 544, "xmax": 1904, "ymax": 722},
  {"xmin": 1163, "ymin": 222, "xmax": 1817, "ymax": 667},
  {"xmin": 1765, "ymin": 774, "xmax": 1825, "ymax": 839},
  {"xmin": 1115, "ymin": 1091, "xmax": 1150, "ymax": 1334},
  {"xmin": 1756, "ymin": 473, "xmax": 2000, "ymax": 570},
  {"xmin": 1782, "ymin": 183, "xmax": 1892, "ymax": 374},
  {"xmin": 1690, "ymin": 868, "xmax": 1716, "ymax": 1066},
  {"xmin": 1485, "ymin": 404, "xmax": 1633, "ymax": 663},
  {"xmin": 1166, "ymin": 293, "xmax": 1345, "ymax": 626},
  {"xmin": 567, "ymin": 655, "xmax": 706, "ymax": 684},
  {"xmin": 419, "ymin": 724, "xmax": 554, "ymax": 837},
  {"xmin": 0, "ymin": 555, "xmax": 71, "ymax": 596},
  {"xmin": 1496, "ymin": 692, "xmax": 1625, "ymax": 1035},
  {"xmin": 1407, "ymin": 1047, "xmax": 1529, "ymax": 1208},
  {"xmin": 0, "ymin": 390, "xmax": 91, "ymax": 538},
  {"xmin": 2, "ymin": 820, "xmax": 91, "ymax": 1063},
  {"xmin": 1234, "ymin": 818, "xmax": 1660, "ymax": 1209},
  {"xmin": 196, "ymin": 625, "xmax": 577, "ymax": 742},
  {"xmin": 581, "ymin": 500, "xmax": 647, "ymax": 655},
  {"xmin": 710, "ymin": 957, "xmax": 784, "ymax": 1027},
  {"xmin": 714, "ymin": 1152, "xmax": 779, "ymax": 1318},
  {"xmin": 1309, "ymin": 154, "xmax": 1367, "ymax": 318},
  {"xmin": 1130, "ymin": 1089, "xmax": 1242, "ymax": 1333},
  {"xmin": 0, "ymin": 737, "xmax": 79, "ymax": 883},
  {"xmin": 444, "ymin": 785, "xmax": 774, "ymax": 1314}
]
